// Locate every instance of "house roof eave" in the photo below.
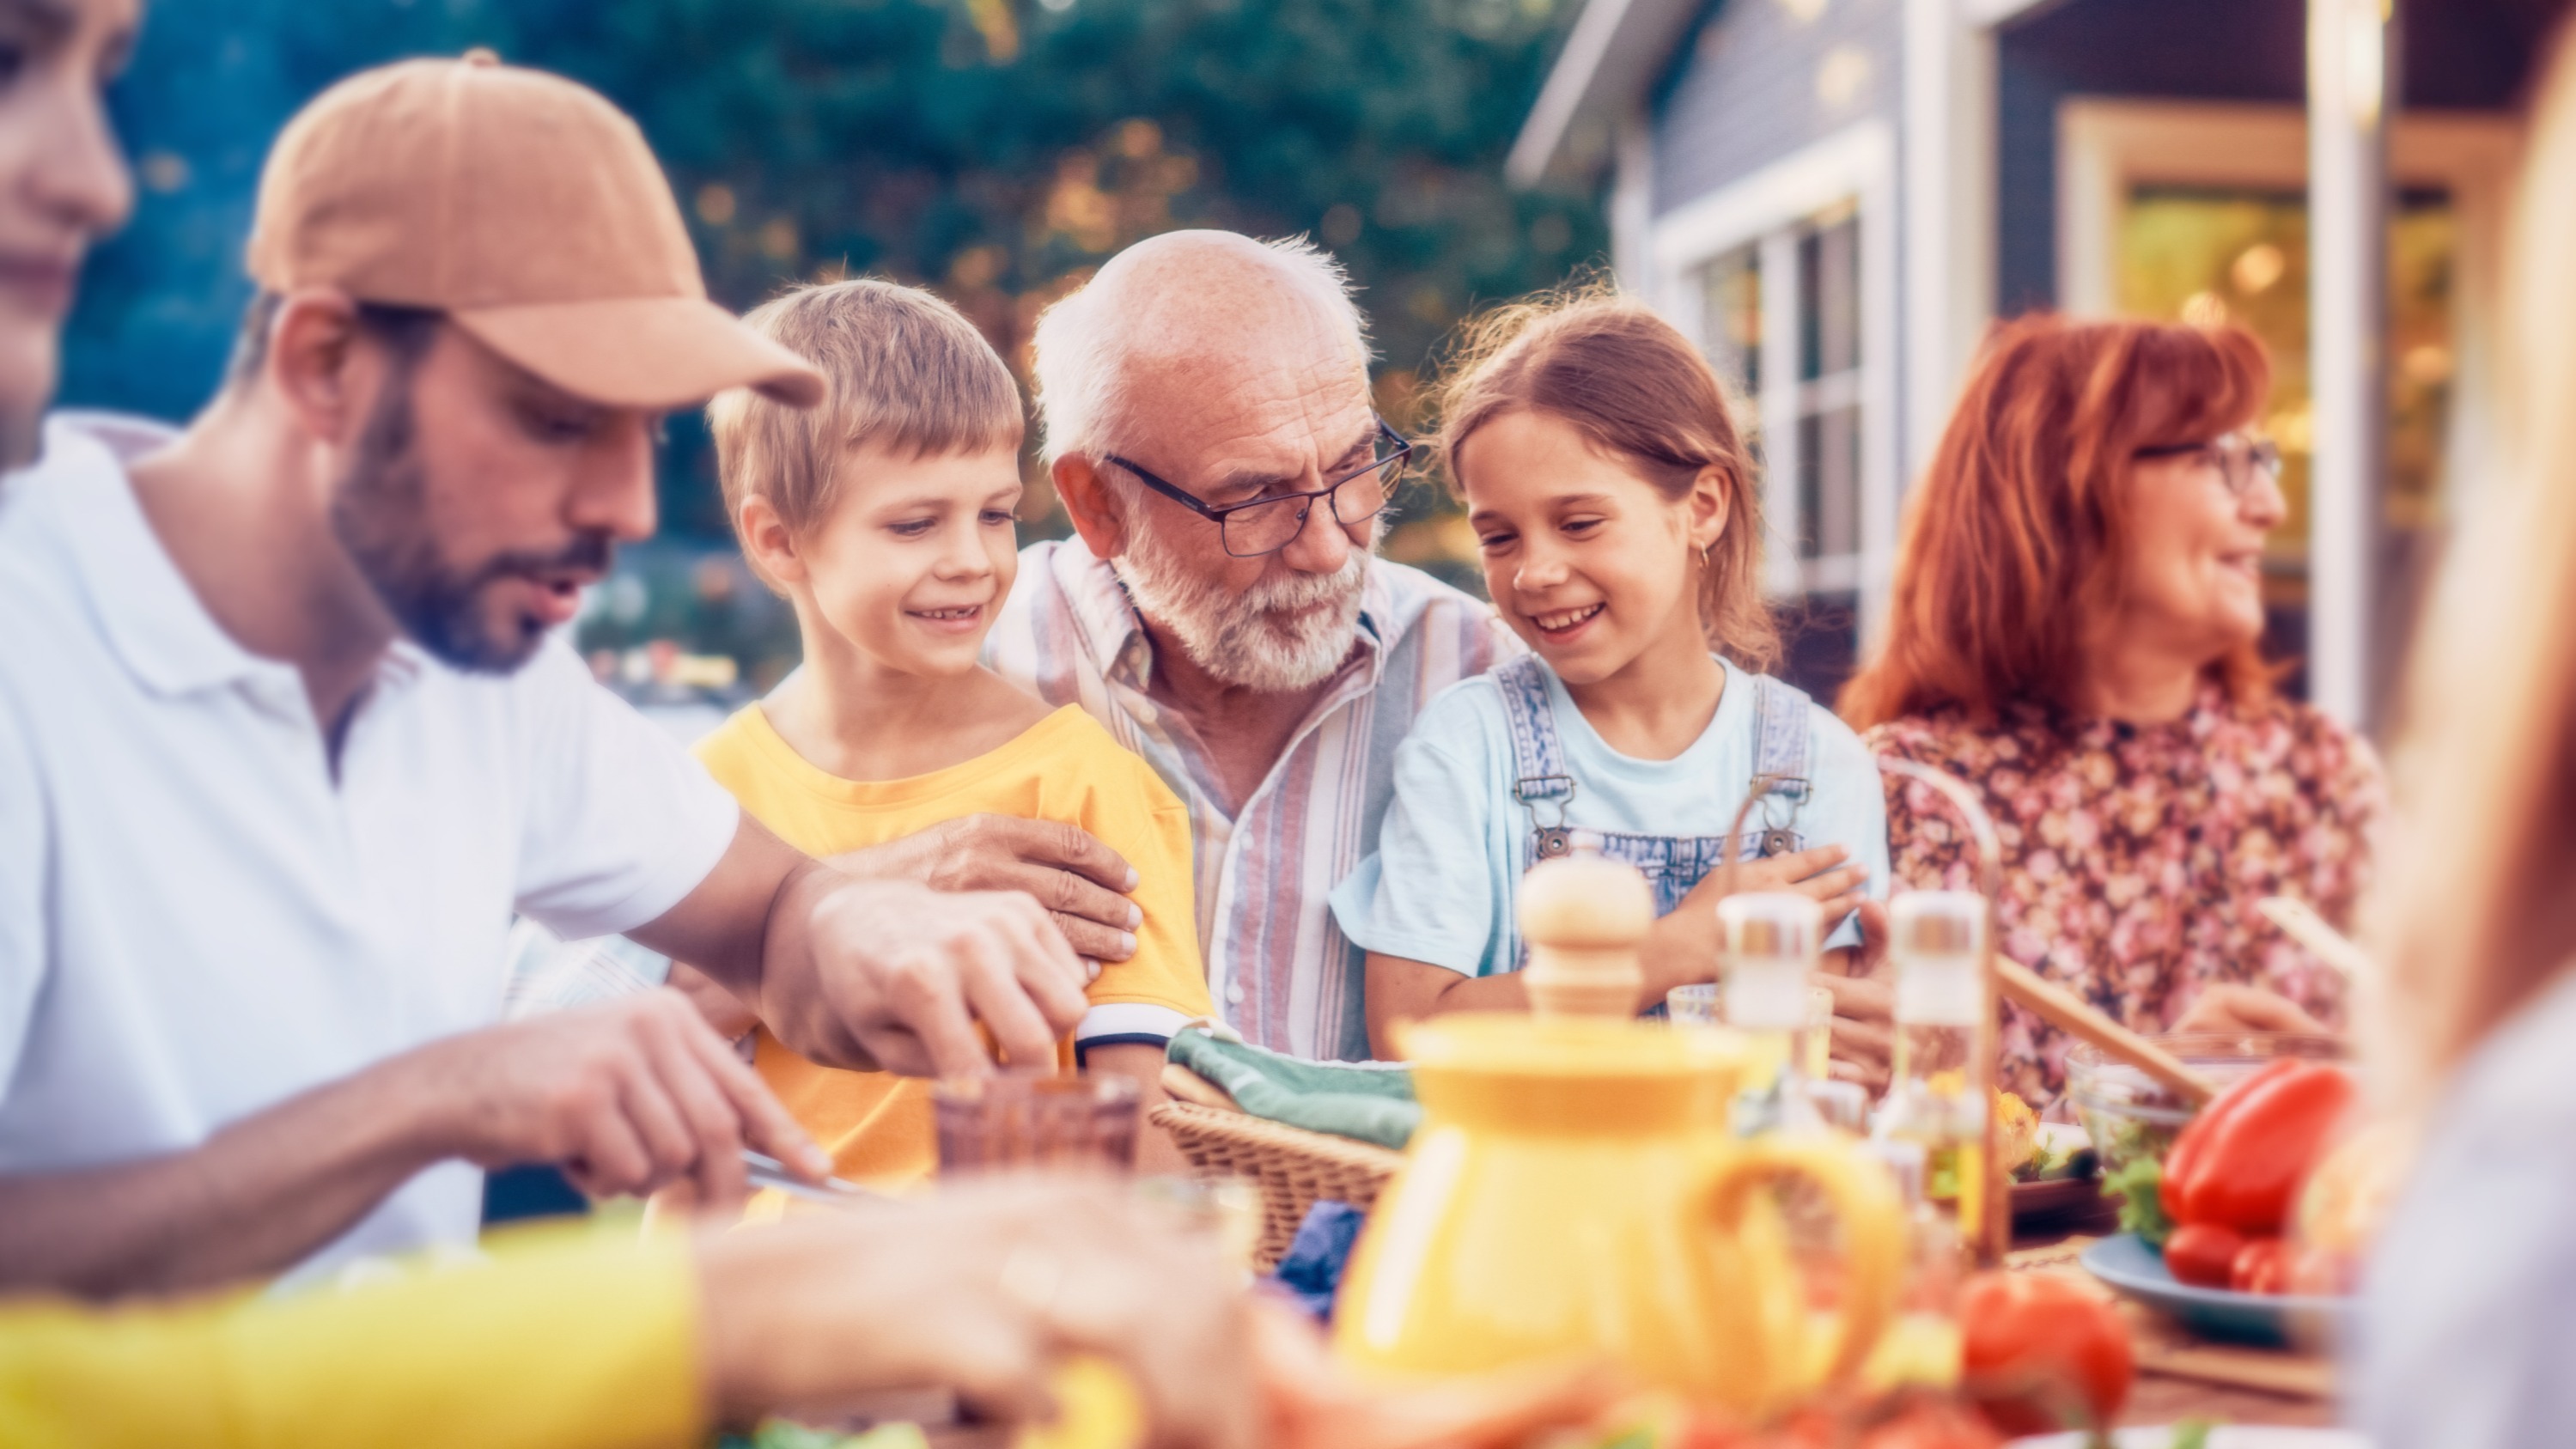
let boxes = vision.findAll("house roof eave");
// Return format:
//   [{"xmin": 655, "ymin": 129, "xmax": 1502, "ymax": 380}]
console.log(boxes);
[{"xmin": 1506, "ymin": 0, "xmax": 1707, "ymax": 189}]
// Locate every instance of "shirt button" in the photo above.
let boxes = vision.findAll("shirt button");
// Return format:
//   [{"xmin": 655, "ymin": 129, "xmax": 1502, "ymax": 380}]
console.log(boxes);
[{"xmin": 1225, "ymin": 981, "xmax": 1245, "ymax": 1005}]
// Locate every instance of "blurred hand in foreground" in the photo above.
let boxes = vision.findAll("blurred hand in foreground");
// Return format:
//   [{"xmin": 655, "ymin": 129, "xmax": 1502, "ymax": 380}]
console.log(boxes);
[
  {"xmin": 697, "ymin": 1178, "xmax": 1257, "ymax": 1449},
  {"xmin": 2172, "ymin": 982, "xmax": 2331, "ymax": 1038},
  {"xmin": 1248, "ymin": 1297, "xmax": 1623, "ymax": 1449}
]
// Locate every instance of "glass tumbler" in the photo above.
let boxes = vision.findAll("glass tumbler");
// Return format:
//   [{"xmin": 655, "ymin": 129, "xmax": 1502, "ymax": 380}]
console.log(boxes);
[
  {"xmin": 933, "ymin": 1071, "xmax": 1142, "ymax": 1175},
  {"xmin": 1666, "ymin": 983, "xmax": 1722, "ymax": 1025}
]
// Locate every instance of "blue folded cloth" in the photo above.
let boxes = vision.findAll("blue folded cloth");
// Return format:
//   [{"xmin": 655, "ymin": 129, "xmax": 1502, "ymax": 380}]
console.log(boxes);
[
  {"xmin": 1264, "ymin": 1199, "xmax": 1367, "ymax": 1324},
  {"xmin": 1164, "ymin": 1023, "xmax": 1420, "ymax": 1150}
]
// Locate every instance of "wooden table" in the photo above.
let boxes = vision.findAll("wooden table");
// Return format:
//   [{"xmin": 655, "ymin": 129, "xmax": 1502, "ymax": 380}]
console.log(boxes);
[{"xmin": 2007, "ymin": 1228, "xmax": 2337, "ymax": 1431}]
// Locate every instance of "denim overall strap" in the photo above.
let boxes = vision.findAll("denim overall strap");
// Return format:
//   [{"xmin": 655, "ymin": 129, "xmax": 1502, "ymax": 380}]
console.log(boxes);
[
  {"xmin": 1493, "ymin": 664, "xmax": 1818, "ymax": 979},
  {"xmin": 1495, "ymin": 654, "xmax": 1580, "ymax": 863},
  {"xmin": 1742, "ymin": 673, "xmax": 1814, "ymax": 859}
]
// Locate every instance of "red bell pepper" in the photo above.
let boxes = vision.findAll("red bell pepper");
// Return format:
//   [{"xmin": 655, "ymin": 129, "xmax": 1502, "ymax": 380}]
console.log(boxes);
[{"xmin": 2159, "ymin": 1057, "xmax": 2357, "ymax": 1237}]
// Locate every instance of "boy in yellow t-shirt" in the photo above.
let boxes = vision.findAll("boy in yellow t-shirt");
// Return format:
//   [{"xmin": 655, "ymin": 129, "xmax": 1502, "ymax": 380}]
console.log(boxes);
[{"xmin": 677, "ymin": 278, "xmax": 1209, "ymax": 1187}]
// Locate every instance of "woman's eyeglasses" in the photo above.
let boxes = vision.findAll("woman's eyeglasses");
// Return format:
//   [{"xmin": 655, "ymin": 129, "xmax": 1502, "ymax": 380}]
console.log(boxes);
[
  {"xmin": 1106, "ymin": 417, "xmax": 1412, "ymax": 559},
  {"xmin": 2133, "ymin": 432, "xmax": 2284, "ymax": 497}
]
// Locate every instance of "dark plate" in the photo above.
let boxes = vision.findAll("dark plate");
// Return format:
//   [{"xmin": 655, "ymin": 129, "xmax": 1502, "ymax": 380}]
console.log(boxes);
[
  {"xmin": 2080, "ymin": 1232, "xmax": 2356, "ymax": 1347},
  {"xmin": 2010, "ymin": 1173, "xmax": 2111, "ymax": 1223}
]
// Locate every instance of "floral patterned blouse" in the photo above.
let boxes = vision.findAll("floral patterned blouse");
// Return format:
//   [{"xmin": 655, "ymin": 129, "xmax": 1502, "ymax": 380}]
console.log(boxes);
[{"xmin": 1864, "ymin": 685, "xmax": 2384, "ymax": 1109}]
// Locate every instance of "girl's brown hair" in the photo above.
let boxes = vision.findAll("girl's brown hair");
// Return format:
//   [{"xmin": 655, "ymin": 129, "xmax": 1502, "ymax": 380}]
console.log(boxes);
[
  {"xmin": 1837, "ymin": 314, "xmax": 2275, "ymax": 729},
  {"xmin": 1432, "ymin": 285, "xmax": 1778, "ymax": 671}
]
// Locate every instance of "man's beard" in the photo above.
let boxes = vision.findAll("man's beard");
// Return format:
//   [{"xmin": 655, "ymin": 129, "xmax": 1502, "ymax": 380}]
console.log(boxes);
[
  {"xmin": 327, "ymin": 379, "xmax": 613, "ymax": 674},
  {"xmin": 1114, "ymin": 514, "xmax": 1373, "ymax": 693}
]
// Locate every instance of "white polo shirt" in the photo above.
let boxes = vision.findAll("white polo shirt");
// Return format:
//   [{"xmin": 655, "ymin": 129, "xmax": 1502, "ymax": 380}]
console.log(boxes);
[{"xmin": 0, "ymin": 414, "xmax": 741, "ymax": 1281}]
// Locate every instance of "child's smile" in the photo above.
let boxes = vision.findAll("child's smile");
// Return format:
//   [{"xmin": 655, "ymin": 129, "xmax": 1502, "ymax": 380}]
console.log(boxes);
[
  {"xmin": 1527, "ymin": 600, "xmax": 1606, "ymax": 644},
  {"xmin": 904, "ymin": 601, "xmax": 989, "ymax": 636}
]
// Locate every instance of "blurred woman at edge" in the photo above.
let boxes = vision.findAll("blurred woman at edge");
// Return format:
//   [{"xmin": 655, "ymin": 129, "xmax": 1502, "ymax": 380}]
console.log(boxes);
[
  {"xmin": 2358, "ymin": 20, "xmax": 2576, "ymax": 1446},
  {"xmin": 1836, "ymin": 316, "xmax": 2383, "ymax": 1108}
]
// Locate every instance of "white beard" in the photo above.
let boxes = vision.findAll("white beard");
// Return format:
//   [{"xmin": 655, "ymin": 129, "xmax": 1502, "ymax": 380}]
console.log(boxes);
[{"xmin": 1114, "ymin": 521, "xmax": 1372, "ymax": 692}]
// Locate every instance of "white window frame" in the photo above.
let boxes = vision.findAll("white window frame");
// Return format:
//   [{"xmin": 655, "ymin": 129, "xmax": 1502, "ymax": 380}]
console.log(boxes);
[
  {"xmin": 2055, "ymin": 98, "xmax": 2522, "ymax": 520},
  {"xmin": 1640, "ymin": 120, "xmax": 1901, "ymax": 646}
]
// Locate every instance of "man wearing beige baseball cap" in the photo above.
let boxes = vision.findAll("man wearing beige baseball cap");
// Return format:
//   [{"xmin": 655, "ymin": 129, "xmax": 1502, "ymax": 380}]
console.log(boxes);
[{"xmin": 0, "ymin": 51, "xmax": 1101, "ymax": 1294}]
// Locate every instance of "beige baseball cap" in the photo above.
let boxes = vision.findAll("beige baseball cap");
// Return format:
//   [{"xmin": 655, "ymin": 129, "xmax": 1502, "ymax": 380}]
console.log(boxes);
[{"xmin": 246, "ymin": 51, "xmax": 823, "ymax": 410}]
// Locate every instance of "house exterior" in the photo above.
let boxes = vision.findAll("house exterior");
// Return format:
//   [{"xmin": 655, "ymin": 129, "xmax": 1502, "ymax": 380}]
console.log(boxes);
[{"xmin": 1511, "ymin": 0, "xmax": 2568, "ymax": 724}]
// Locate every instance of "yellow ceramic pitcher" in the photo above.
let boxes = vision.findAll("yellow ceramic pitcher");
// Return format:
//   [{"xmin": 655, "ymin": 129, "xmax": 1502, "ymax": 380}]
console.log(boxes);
[{"xmin": 1333, "ymin": 1014, "xmax": 1905, "ymax": 1419}]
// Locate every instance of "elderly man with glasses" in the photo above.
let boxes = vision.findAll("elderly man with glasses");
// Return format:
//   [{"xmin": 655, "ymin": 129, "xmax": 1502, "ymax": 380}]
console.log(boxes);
[{"xmin": 987, "ymin": 230, "xmax": 1519, "ymax": 1062}]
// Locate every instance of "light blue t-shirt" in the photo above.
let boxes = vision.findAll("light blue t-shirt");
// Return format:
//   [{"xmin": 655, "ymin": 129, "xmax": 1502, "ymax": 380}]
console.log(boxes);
[{"xmin": 1329, "ymin": 656, "xmax": 1890, "ymax": 977}]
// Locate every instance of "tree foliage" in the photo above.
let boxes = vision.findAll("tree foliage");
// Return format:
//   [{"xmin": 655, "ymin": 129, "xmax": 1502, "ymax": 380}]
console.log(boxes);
[{"xmin": 65, "ymin": 0, "xmax": 1604, "ymax": 541}]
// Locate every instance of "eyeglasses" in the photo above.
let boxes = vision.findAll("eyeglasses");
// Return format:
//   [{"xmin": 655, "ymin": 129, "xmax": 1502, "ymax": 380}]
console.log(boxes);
[
  {"xmin": 1105, "ymin": 417, "xmax": 1412, "ymax": 559},
  {"xmin": 2133, "ymin": 432, "xmax": 2284, "ymax": 496}
]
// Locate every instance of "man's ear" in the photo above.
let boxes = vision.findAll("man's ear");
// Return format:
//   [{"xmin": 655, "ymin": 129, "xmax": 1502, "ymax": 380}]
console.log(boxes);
[
  {"xmin": 1052, "ymin": 454, "xmax": 1129, "ymax": 561},
  {"xmin": 736, "ymin": 493, "xmax": 806, "ymax": 588},
  {"xmin": 264, "ymin": 289, "xmax": 375, "ymax": 447},
  {"xmin": 1687, "ymin": 461, "xmax": 1734, "ymax": 557}
]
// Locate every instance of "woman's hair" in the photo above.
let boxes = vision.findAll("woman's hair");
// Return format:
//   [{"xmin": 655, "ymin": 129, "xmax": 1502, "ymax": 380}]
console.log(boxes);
[
  {"xmin": 2376, "ymin": 21, "xmax": 2576, "ymax": 1089},
  {"xmin": 1838, "ymin": 314, "xmax": 2275, "ymax": 728},
  {"xmin": 1432, "ymin": 284, "xmax": 1776, "ymax": 671}
]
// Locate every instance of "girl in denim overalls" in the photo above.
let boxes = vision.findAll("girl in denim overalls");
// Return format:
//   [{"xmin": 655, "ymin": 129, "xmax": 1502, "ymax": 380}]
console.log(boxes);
[{"xmin": 1331, "ymin": 292, "xmax": 1889, "ymax": 1058}]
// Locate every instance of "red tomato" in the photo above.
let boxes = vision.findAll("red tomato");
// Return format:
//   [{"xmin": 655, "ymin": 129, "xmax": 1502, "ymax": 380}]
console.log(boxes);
[
  {"xmin": 2163, "ymin": 1221, "xmax": 2245, "ymax": 1289},
  {"xmin": 1958, "ymin": 1271, "xmax": 2135, "ymax": 1434},
  {"xmin": 2230, "ymin": 1237, "xmax": 2292, "ymax": 1295}
]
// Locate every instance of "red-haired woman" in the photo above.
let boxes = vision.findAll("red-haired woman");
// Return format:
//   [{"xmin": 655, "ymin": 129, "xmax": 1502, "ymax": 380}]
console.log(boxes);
[{"xmin": 1836, "ymin": 316, "xmax": 2382, "ymax": 1108}]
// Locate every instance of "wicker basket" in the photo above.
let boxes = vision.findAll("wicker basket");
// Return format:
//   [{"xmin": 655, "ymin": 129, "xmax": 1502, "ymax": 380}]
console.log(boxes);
[{"xmin": 1148, "ymin": 1099, "xmax": 1404, "ymax": 1271}]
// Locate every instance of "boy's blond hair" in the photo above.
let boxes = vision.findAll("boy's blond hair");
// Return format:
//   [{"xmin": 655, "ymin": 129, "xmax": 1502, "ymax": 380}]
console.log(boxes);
[{"xmin": 709, "ymin": 278, "xmax": 1024, "ymax": 557}]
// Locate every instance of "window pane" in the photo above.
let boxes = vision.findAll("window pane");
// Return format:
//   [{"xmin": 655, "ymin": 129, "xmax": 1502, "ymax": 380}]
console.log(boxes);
[
  {"xmin": 1774, "ymin": 590, "xmax": 1860, "ymax": 706},
  {"xmin": 1797, "ymin": 403, "xmax": 1862, "ymax": 562},
  {"xmin": 1799, "ymin": 214, "xmax": 1860, "ymax": 381},
  {"xmin": 1699, "ymin": 245, "xmax": 1763, "ymax": 398}
]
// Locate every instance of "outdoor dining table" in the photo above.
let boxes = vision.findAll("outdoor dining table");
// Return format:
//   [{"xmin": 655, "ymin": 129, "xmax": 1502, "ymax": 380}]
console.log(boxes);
[{"xmin": 2008, "ymin": 1227, "xmax": 2339, "ymax": 1432}]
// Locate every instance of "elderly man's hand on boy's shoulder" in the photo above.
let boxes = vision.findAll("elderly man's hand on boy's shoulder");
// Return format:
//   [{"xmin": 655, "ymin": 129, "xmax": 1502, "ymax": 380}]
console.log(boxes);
[{"xmin": 832, "ymin": 813, "xmax": 1145, "ymax": 965}]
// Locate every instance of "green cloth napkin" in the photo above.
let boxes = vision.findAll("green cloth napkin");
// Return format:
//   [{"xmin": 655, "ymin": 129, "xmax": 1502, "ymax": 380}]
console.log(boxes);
[{"xmin": 1164, "ymin": 1025, "xmax": 1420, "ymax": 1150}]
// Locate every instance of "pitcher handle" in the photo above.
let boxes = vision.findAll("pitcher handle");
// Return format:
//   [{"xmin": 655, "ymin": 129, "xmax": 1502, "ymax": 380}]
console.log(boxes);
[{"xmin": 1702, "ymin": 1137, "xmax": 1907, "ymax": 1395}]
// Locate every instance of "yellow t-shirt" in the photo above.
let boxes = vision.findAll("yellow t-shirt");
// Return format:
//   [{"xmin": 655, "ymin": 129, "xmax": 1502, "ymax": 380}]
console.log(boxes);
[{"xmin": 693, "ymin": 702, "xmax": 1209, "ymax": 1187}]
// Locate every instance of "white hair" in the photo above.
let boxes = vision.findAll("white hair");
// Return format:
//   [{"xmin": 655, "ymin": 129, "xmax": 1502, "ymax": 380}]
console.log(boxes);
[{"xmin": 1029, "ymin": 231, "xmax": 1372, "ymax": 466}]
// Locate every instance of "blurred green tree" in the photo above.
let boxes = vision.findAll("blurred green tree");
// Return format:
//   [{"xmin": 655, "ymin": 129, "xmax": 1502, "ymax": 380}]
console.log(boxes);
[
  {"xmin": 69, "ymin": 0, "xmax": 1600, "ymax": 547},
  {"xmin": 72, "ymin": 0, "xmax": 1599, "ymax": 724}
]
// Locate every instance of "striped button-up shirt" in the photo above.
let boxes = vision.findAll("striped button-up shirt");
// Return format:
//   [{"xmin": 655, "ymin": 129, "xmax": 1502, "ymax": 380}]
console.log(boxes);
[{"xmin": 987, "ymin": 538, "xmax": 1519, "ymax": 1061}]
